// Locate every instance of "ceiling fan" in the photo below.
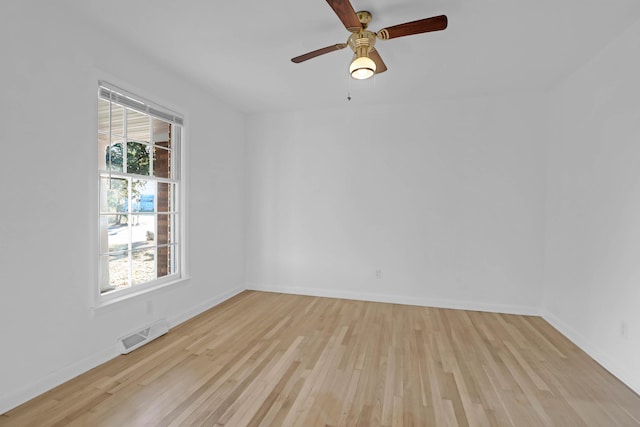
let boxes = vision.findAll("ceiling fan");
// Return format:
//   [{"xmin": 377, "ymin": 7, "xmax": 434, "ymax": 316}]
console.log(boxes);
[{"xmin": 291, "ymin": 0, "xmax": 448, "ymax": 80}]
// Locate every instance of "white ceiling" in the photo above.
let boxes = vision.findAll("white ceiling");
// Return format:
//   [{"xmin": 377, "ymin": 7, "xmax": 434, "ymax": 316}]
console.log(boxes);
[{"xmin": 73, "ymin": 0, "xmax": 640, "ymax": 114}]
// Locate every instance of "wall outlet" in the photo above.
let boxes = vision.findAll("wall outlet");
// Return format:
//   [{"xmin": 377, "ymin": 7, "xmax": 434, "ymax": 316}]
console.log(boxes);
[{"xmin": 375, "ymin": 269, "xmax": 382, "ymax": 279}]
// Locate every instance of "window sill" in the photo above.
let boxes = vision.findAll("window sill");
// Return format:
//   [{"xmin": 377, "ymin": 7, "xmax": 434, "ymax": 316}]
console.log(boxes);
[{"xmin": 92, "ymin": 276, "xmax": 191, "ymax": 310}]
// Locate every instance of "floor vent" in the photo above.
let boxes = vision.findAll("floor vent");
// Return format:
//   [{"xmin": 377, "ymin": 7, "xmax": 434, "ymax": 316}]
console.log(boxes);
[{"xmin": 118, "ymin": 319, "xmax": 170, "ymax": 354}]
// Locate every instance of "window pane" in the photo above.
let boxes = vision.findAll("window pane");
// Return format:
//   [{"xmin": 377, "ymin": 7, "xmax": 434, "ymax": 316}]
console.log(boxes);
[
  {"xmin": 127, "ymin": 142, "xmax": 150, "ymax": 176},
  {"xmin": 157, "ymin": 182, "xmax": 174, "ymax": 212},
  {"xmin": 99, "ymin": 138, "xmax": 129, "ymax": 172},
  {"xmin": 101, "ymin": 214, "xmax": 130, "ymax": 253},
  {"xmin": 153, "ymin": 118, "xmax": 170, "ymax": 146},
  {"xmin": 174, "ymin": 128, "xmax": 181, "ymax": 180},
  {"xmin": 171, "ymin": 214, "xmax": 179, "ymax": 244},
  {"xmin": 153, "ymin": 146, "xmax": 172, "ymax": 178},
  {"xmin": 157, "ymin": 214, "xmax": 175, "ymax": 245},
  {"xmin": 169, "ymin": 244, "xmax": 178, "ymax": 274},
  {"xmin": 132, "ymin": 248, "xmax": 155, "ymax": 285},
  {"xmin": 157, "ymin": 245, "xmax": 173, "ymax": 278},
  {"xmin": 100, "ymin": 177, "xmax": 128, "ymax": 213},
  {"xmin": 132, "ymin": 179, "xmax": 154, "ymax": 212},
  {"xmin": 132, "ymin": 214, "xmax": 155, "ymax": 250},
  {"xmin": 108, "ymin": 252, "xmax": 130, "ymax": 291},
  {"xmin": 127, "ymin": 109, "xmax": 150, "ymax": 143},
  {"xmin": 111, "ymin": 103, "xmax": 124, "ymax": 136},
  {"xmin": 98, "ymin": 99, "xmax": 110, "ymax": 133},
  {"xmin": 104, "ymin": 141, "xmax": 125, "ymax": 173},
  {"xmin": 98, "ymin": 133, "xmax": 109, "ymax": 170}
]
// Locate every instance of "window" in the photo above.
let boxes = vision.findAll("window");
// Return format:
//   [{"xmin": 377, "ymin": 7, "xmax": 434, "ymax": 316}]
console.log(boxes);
[{"xmin": 97, "ymin": 82, "xmax": 184, "ymax": 302}]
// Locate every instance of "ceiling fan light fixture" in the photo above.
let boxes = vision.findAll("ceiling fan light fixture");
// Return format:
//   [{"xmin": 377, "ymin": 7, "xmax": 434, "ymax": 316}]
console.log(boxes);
[
  {"xmin": 290, "ymin": 2, "xmax": 448, "ymax": 80},
  {"xmin": 350, "ymin": 55, "xmax": 376, "ymax": 79}
]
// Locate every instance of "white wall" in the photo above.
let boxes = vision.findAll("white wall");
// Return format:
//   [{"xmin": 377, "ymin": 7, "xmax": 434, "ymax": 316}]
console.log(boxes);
[
  {"xmin": 0, "ymin": 2, "xmax": 245, "ymax": 412},
  {"xmin": 3, "ymin": 1, "xmax": 638, "ymax": 414},
  {"xmin": 246, "ymin": 95, "xmax": 548, "ymax": 313},
  {"xmin": 543, "ymin": 19, "xmax": 640, "ymax": 393}
]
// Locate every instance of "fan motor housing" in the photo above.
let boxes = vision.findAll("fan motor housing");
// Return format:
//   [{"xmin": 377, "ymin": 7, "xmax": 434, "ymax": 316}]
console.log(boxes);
[{"xmin": 347, "ymin": 30, "xmax": 376, "ymax": 53}]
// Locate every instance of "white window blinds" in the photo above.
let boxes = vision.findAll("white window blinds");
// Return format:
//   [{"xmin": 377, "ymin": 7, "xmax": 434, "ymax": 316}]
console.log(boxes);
[{"xmin": 98, "ymin": 81, "xmax": 184, "ymax": 126}]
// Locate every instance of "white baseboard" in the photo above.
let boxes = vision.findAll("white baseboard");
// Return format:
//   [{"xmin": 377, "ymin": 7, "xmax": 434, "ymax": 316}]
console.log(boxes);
[
  {"xmin": 6, "ymin": 285, "xmax": 635, "ymax": 415},
  {"xmin": 246, "ymin": 283, "xmax": 542, "ymax": 316},
  {"xmin": 167, "ymin": 285, "xmax": 245, "ymax": 328},
  {"xmin": 0, "ymin": 285, "xmax": 246, "ymax": 415},
  {"xmin": 0, "ymin": 345, "xmax": 119, "ymax": 416},
  {"xmin": 248, "ymin": 283, "xmax": 640, "ymax": 394},
  {"xmin": 542, "ymin": 310, "xmax": 640, "ymax": 395}
]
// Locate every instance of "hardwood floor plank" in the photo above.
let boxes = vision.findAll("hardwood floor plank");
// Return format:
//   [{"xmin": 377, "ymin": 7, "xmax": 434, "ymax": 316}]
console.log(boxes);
[{"xmin": 2, "ymin": 291, "xmax": 639, "ymax": 427}]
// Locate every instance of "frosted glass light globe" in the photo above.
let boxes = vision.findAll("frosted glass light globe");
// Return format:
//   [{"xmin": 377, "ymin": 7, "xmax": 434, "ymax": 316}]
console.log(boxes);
[{"xmin": 349, "ymin": 56, "xmax": 376, "ymax": 80}]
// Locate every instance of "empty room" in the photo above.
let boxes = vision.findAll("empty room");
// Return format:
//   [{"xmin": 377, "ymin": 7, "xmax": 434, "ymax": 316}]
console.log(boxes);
[{"xmin": 1, "ymin": 0, "xmax": 640, "ymax": 425}]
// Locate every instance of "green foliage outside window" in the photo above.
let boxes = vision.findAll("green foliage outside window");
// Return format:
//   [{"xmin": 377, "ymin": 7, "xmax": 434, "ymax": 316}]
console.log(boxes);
[{"xmin": 105, "ymin": 142, "xmax": 151, "ymax": 224}]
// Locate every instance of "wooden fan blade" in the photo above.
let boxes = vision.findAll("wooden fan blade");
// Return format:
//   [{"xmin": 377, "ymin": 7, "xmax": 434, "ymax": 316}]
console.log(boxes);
[
  {"xmin": 325, "ymin": 0, "xmax": 362, "ymax": 32},
  {"xmin": 377, "ymin": 15, "xmax": 447, "ymax": 40},
  {"xmin": 369, "ymin": 48, "xmax": 387, "ymax": 74},
  {"xmin": 291, "ymin": 43, "xmax": 348, "ymax": 63}
]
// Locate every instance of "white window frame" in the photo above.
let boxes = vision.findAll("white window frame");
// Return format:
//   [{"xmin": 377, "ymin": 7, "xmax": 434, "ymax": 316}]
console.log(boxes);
[{"xmin": 95, "ymin": 81, "xmax": 187, "ymax": 307}]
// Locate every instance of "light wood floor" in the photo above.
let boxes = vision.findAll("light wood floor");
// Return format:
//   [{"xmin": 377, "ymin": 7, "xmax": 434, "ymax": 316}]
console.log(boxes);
[{"xmin": 2, "ymin": 291, "xmax": 640, "ymax": 426}]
